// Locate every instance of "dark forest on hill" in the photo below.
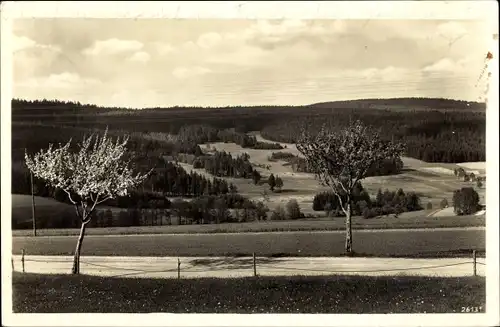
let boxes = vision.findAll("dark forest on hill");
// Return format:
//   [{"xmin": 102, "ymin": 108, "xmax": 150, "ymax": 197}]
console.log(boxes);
[{"xmin": 12, "ymin": 97, "xmax": 485, "ymax": 163}]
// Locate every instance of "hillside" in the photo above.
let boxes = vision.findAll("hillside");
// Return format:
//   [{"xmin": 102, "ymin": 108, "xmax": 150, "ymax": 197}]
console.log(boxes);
[{"xmin": 309, "ymin": 98, "xmax": 486, "ymax": 111}]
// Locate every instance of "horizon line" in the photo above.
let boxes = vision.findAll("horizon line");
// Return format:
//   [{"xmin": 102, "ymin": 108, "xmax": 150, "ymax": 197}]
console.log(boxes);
[{"xmin": 11, "ymin": 96, "xmax": 487, "ymax": 111}]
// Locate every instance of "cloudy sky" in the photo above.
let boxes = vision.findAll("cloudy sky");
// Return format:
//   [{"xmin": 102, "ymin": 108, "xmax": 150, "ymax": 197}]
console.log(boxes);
[{"xmin": 12, "ymin": 18, "xmax": 492, "ymax": 108}]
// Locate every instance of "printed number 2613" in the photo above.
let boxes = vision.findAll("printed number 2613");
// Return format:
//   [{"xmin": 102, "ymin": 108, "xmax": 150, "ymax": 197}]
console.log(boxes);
[{"xmin": 461, "ymin": 306, "xmax": 483, "ymax": 313}]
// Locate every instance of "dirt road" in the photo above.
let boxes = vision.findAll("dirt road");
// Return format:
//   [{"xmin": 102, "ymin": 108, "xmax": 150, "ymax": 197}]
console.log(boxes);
[{"xmin": 11, "ymin": 255, "xmax": 485, "ymax": 279}]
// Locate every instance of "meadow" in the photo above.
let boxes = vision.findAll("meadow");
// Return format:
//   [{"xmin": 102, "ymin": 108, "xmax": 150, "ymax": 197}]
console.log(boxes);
[
  {"xmin": 12, "ymin": 228, "xmax": 485, "ymax": 257},
  {"xmin": 13, "ymin": 273, "xmax": 485, "ymax": 313}
]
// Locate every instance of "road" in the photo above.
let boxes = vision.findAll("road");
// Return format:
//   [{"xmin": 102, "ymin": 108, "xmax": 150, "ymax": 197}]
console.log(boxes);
[
  {"xmin": 11, "ymin": 255, "xmax": 485, "ymax": 278},
  {"xmin": 12, "ymin": 227, "xmax": 485, "ymax": 257}
]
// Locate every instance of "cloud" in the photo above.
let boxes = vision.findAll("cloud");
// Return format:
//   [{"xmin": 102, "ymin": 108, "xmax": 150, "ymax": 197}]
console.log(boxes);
[
  {"xmin": 17, "ymin": 72, "xmax": 102, "ymax": 89},
  {"xmin": 172, "ymin": 66, "xmax": 212, "ymax": 79},
  {"xmin": 82, "ymin": 38, "xmax": 144, "ymax": 56},
  {"xmin": 12, "ymin": 34, "xmax": 60, "ymax": 53},
  {"xmin": 128, "ymin": 51, "xmax": 151, "ymax": 63},
  {"xmin": 196, "ymin": 32, "xmax": 224, "ymax": 49},
  {"xmin": 155, "ymin": 43, "xmax": 175, "ymax": 55}
]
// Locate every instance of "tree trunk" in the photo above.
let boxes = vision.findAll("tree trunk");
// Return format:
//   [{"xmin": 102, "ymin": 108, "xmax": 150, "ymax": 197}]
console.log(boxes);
[
  {"xmin": 71, "ymin": 222, "xmax": 87, "ymax": 274},
  {"xmin": 344, "ymin": 201, "xmax": 353, "ymax": 254}
]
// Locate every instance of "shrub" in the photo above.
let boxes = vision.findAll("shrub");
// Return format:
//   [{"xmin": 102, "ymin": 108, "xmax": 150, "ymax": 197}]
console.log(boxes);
[
  {"xmin": 286, "ymin": 199, "xmax": 302, "ymax": 220},
  {"xmin": 270, "ymin": 206, "xmax": 287, "ymax": 220},
  {"xmin": 362, "ymin": 207, "xmax": 373, "ymax": 219},
  {"xmin": 476, "ymin": 179, "xmax": 483, "ymax": 188},
  {"xmin": 452, "ymin": 187, "xmax": 480, "ymax": 215},
  {"xmin": 440, "ymin": 198, "xmax": 449, "ymax": 209},
  {"xmin": 393, "ymin": 204, "xmax": 404, "ymax": 218},
  {"xmin": 324, "ymin": 202, "xmax": 333, "ymax": 217},
  {"xmin": 426, "ymin": 202, "xmax": 433, "ymax": 210}
]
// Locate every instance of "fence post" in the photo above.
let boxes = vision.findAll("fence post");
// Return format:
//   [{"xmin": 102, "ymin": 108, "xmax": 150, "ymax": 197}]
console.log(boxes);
[
  {"xmin": 22, "ymin": 249, "xmax": 25, "ymax": 273},
  {"xmin": 253, "ymin": 252, "xmax": 257, "ymax": 277},
  {"xmin": 177, "ymin": 258, "xmax": 181, "ymax": 280},
  {"xmin": 473, "ymin": 250, "xmax": 477, "ymax": 276}
]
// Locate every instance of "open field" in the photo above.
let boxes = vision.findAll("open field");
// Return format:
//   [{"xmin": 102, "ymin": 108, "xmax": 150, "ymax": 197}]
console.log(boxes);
[
  {"xmin": 12, "ymin": 228, "xmax": 485, "ymax": 257},
  {"xmin": 12, "ymin": 215, "xmax": 486, "ymax": 237},
  {"xmin": 12, "ymin": 272, "xmax": 485, "ymax": 313}
]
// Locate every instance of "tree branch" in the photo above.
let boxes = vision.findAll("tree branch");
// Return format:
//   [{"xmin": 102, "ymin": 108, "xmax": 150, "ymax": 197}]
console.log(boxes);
[
  {"xmin": 96, "ymin": 196, "xmax": 112, "ymax": 205},
  {"xmin": 64, "ymin": 190, "xmax": 77, "ymax": 205}
]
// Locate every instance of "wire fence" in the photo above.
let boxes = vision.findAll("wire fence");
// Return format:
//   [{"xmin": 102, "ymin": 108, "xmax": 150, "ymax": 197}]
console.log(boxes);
[{"xmin": 13, "ymin": 249, "xmax": 486, "ymax": 278}]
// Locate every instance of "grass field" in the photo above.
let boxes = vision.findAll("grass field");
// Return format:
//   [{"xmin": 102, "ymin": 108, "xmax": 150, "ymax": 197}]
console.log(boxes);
[
  {"xmin": 12, "ymin": 228, "xmax": 485, "ymax": 257},
  {"xmin": 12, "ymin": 272, "xmax": 485, "ymax": 313},
  {"xmin": 12, "ymin": 214, "xmax": 486, "ymax": 237},
  {"xmin": 12, "ymin": 194, "xmax": 486, "ymax": 236}
]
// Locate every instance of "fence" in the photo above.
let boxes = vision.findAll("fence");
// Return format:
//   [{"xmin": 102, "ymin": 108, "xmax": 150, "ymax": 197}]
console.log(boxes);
[{"xmin": 12, "ymin": 250, "xmax": 486, "ymax": 279}]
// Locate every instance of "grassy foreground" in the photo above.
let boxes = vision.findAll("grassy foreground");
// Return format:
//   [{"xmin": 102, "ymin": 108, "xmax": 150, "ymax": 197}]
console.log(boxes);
[{"xmin": 12, "ymin": 273, "xmax": 485, "ymax": 313}]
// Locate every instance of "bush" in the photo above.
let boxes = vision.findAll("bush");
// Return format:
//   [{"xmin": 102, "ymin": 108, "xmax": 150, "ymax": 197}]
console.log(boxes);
[
  {"xmin": 362, "ymin": 207, "xmax": 373, "ymax": 219},
  {"xmin": 270, "ymin": 206, "xmax": 287, "ymax": 220},
  {"xmin": 426, "ymin": 202, "xmax": 433, "ymax": 210},
  {"xmin": 440, "ymin": 198, "xmax": 449, "ymax": 209},
  {"xmin": 324, "ymin": 202, "xmax": 333, "ymax": 217},
  {"xmin": 476, "ymin": 179, "xmax": 483, "ymax": 188},
  {"xmin": 453, "ymin": 187, "xmax": 480, "ymax": 215},
  {"xmin": 285, "ymin": 199, "xmax": 302, "ymax": 220}
]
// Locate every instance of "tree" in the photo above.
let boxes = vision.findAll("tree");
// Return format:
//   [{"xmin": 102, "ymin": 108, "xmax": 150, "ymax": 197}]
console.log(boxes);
[
  {"xmin": 213, "ymin": 198, "xmax": 230, "ymax": 223},
  {"xmin": 24, "ymin": 129, "xmax": 150, "ymax": 274},
  {"xmin": 270, "ymin": 205, "xmax": 286, "ymax": 220},
  {"xmin": 476, "ymin": 179, "xmax": 483, "ymax": 188},
  {"xmin": 261, "ymin": 189, "xmax": 270, "ymax": 203},
  {"xmin": 440, "ymin": 198, "xmax": 449, "ymax": 209},
  {"xmin": 275, "ymin": 176, "xmax": 284, "ymax": 192},
  {"xmin": 296, "ymin": 120, "xmax": 405, "ymax": 254},
  {"xmin": 453, "ymin": 187, "xmax": 480, "ymax": 215},
  {"xmin": 285, "ymin": 199, "xmax": 302, "ymax": 220},
  {"xmin": 252, "ymin": 170, "xmax": 262, "ymax": 185},
  {"xmin": 255, "ymin": 201, "xmax": 270, "ymax": 221},
  {"xmin": 268, "ymin": 174, "xmax": 276, "ymax": 191}
]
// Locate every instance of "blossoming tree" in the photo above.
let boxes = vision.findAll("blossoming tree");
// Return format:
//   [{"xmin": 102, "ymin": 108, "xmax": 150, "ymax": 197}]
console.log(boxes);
[
  {"xmin": 25, "ymin": 129, "xmax": 151, "ymax": 274},
  {"xmin": 296, "ymin": 120, "xmax": 405, "ymax": 254}
]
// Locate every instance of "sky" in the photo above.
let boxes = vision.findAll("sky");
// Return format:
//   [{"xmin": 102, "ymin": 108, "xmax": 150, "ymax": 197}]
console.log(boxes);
[{"xmin": 11, "ymin": 18, "xmax": 493, "ymax": 108}]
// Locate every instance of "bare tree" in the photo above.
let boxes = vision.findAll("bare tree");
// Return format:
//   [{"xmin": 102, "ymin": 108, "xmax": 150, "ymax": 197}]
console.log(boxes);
[
  {"xmin": 25, "ymin": 129, "xmax": 151, "ymax": 274},
  {"xmin": 296, "ymin": 120, "xmax": 405, "ymax": 254}
]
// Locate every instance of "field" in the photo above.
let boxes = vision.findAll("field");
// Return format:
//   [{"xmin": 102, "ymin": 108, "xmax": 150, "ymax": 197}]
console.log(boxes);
[
  {"xmin": 11, "ymin": 194, "xmax": 485, "ymax": 236},
  {"xmin": 12, "ymin": 273, "xmax": 485, "ymax": 313},
  {"xmin": 12, "ymin": 228, "xmax": 485, "ymax": 257}
]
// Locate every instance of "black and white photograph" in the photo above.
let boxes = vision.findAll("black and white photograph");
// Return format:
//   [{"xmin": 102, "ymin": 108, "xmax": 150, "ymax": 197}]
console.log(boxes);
[{"xmin": 1, "ymin": 1, "xmax": 499, "ymax": 326}]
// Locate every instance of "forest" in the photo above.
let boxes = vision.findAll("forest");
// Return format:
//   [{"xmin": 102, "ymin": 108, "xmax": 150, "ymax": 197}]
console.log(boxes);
[
  {"xmin": 269, "ymin": 152, "xmax": 404, "ymax": 176},
  {"xmin": 312, "ymin": 185, "xmax": 423, "ymax": 219},
  {"xmin": 12, "ymin": 98, "xmax": 486, "ymax": 163}
]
